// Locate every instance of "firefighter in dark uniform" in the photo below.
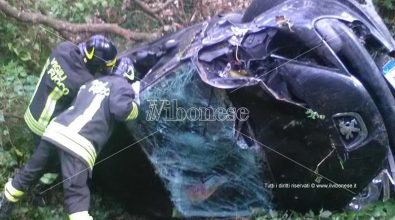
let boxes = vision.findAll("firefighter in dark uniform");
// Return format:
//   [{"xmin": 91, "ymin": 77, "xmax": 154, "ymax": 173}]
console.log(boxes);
[
  {"xmin": 0, "ymin": 57, "xmax": 139, "ymax": 220},
  {"xmin": 24, "ymin": 35, "xmax": 118, "ymax": 191}
]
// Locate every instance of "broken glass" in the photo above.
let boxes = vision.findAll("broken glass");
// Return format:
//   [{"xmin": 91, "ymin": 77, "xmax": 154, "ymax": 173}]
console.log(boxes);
[{"xmin": 127, "ymin": 62, "xmax": 272, "ymax": 217}]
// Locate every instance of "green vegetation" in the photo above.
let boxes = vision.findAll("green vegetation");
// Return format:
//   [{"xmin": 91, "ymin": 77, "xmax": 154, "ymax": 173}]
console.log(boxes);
[
  {"xmin": 1, "ymin": 0, "xmax": 395, "ymax": 219},
  {"xmin": 0, "ymin": 1, "xmax": 139, "ymax": 219},
  {"xmin": 250, "ymin": 200, "xmax": 395, "ymax": 220}
]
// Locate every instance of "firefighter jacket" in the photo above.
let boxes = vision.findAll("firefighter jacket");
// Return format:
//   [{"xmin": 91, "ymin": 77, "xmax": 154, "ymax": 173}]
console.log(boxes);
[
  {"xmin": 42, "ymin": 75, "xmax": 139, "ymax": 170},
  {"xmin": 24, "ymin": 42, "xmax": 94, "ymax": 136}
]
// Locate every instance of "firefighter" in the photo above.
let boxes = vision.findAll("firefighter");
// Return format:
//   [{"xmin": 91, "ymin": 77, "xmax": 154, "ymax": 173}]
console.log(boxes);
[
  {"xmin": 24, "ymin": 35, "xmax": 118, "ymax": 196},
  {"xmin": 0, "ymin": 57, "xmax": 139, "ymax": 220}
]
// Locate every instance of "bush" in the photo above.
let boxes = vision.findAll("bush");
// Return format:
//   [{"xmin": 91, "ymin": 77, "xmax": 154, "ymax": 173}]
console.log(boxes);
[{"xmin": 0, "ymin": 60, "xmax": 38, "ymax": 165}]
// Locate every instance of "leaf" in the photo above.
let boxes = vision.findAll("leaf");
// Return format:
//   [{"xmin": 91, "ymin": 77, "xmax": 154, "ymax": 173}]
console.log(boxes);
[
  {"xmin": 19, "ymin": 71, "xmax": 27, "ymax": 78},
  {"xmin": 14, "ymin": 148, "xmax": 23, "ymax": 157},
  {"xmin": 75, "ymin": 2, "xmax": 85, "ymax": 11},
  {"xmin": 307, "ymin": 210, "xmax": 315, "ymax": 217},
  {"xmin": 319, "ymin": 210, "xmax": 332, "ymax": 218},
  {"xmin": 269, "ymin": 209, "xmax": 278, "ymax": 218},
  {"xmin": 7, "ymin": 43, "xmax": 13, "ymax": 51},
  {"xmin": 101, "ymin": 1, "xmax": 108, "ymax": 8},
  {"xmin": 384, "ymin": 0, "xmax": 394, "ymax": 10},
  {"xmin": 0, "ymin": 110, "xmax": 4, "ymax": 123},
  {"xmin": 6, "ymin": 75, "xmax": 15, "ymax": 82},
  {"xmin": 14, "ymin": 84, "xmax": 24, "ymax": 95},
  {"xmin": 19, "ymin": 51, "xmax": 32, "ymax": 61},
  {"xmin": 373, "ymin": 207, "xmax": 386, "ymax": 217},
  {"xmin": 33, "ymin": 43, "xmax": 40, "ymax": 51},
  {"xmin": 12, "ymin": 47, "xmax": 20, "ymax": 56}
]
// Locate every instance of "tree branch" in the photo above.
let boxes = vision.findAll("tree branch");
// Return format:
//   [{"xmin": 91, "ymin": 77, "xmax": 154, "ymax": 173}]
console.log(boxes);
[
  {"xmin": 152, "ymin": 0, "xmax": 174, "ymax": 13},
  {"xmin": 0, "ymin": 0, "xmax": 159, "ymax": 41},
  {"xmin": 133, "ymin": 0, "xmax": 173, "ymax": 20},
  {"xmin": 133, "ymin": 0, "xmax": 161, "ymax": 20}
]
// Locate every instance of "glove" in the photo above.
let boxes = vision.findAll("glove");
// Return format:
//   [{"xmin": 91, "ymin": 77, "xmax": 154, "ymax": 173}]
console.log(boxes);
[
  {"xmin": 113, "ymin": 57, "xmax": 135, "ymax": 81},
  {"xmin": 131, "ymin": 81, "xmax": 141, "ymax": 105}
]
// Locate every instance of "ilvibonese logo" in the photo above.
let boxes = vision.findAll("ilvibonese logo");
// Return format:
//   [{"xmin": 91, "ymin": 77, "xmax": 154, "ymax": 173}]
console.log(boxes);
[{"xmin": 146, "ymin": 99, "xmax": 250, "ymax": 122}]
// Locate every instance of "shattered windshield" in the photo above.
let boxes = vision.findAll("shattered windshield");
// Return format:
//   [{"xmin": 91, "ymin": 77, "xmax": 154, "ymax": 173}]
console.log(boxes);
[{"xmin": 127, "ymin": 62, "xmax": 272, "ymax": 217}]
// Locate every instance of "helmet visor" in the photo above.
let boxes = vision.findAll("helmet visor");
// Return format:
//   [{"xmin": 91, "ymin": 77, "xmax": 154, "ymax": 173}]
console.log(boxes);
[{"xmin": 106, "ymin": 58, "xmax": 117, "ymax": 67}]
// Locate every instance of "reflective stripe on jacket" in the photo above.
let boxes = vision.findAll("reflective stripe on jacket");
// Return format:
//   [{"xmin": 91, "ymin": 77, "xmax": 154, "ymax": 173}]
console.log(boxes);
[
  {"xmin": 25, "ymin": 42, "xmax": 94, "ymax": 136},
  {"xmin": 43, "ymin": 76, "xmax": 138, "ymax": 169}
]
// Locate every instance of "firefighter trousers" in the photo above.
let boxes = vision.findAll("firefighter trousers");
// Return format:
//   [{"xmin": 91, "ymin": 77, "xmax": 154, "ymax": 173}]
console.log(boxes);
[
  {"xmin": 11, "ymin": 140, "xmax": 90, "ymax": 214},
  {"xmin": 32, "ymin": 133, "xmax": 41, "ymax": 147},
  {"xmin": 32, "ymin": 132, "xmax": 59, "ymax": 176}
]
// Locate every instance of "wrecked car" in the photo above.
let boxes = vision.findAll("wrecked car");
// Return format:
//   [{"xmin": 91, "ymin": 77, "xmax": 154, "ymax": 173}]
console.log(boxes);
[{"xmin": 92, "ymin": 0, "xmax": 395, "ymax": 218}]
